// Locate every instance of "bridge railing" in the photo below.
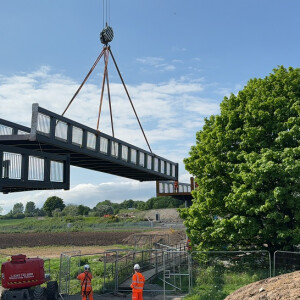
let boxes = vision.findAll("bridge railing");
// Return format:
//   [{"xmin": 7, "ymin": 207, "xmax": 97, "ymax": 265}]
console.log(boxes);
[
  {"xmin": 30, "ymin": 103, "xmax": 178, "ymax": 181},
  {"xmin": 158, "ymin": 181, "xmax": 192, "ymax": 194},
  {"xmin": 0, "ymin": 118, "xmax": 31, "ymax": 135},
  {"xmin": 0, "ymin": 144, "xmax": 70, "ymax": 193}
]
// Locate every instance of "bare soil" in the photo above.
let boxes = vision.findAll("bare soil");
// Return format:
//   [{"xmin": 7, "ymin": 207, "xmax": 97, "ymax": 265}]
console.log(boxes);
[
  {"xmin": 225, "ymin": 270, "xmax": 300, "ymax": 300},
  {"xmin": 0, "ymin": 231, "xmax": 134, "ymax": 249},
  {"xmin": 0, "ymin": 246, "xmax": 115, "ymax": 258},
  {"xmin": 0, "ymin": 229, "xmax": 186, "ymax": 258}
]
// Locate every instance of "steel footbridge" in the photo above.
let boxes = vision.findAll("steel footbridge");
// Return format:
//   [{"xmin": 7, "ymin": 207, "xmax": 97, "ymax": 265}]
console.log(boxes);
[{"xmin": 0, "ymin": 104, "xmax": 182, "ymax": 194}]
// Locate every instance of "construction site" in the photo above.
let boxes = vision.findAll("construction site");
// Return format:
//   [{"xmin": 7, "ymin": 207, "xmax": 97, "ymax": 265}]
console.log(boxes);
[
  {"xmin": 0, "ymin": 3, "xmax": 196, "ymax": 296},
  {"xmin": 0, "ymin": 1, "xmax": 300, "ymax": 300}
]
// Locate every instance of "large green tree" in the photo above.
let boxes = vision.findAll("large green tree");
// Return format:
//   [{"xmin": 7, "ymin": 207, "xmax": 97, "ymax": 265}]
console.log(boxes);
[
  {"xmin": 12, "ymin": 202, "xmax": 24, "ymax": 215},
  {"xmin": 94, "ymin": 204, "xmax": 114, "ymax": 217},
  {"xmin": 78, "ymin": 205, "xmax": 90, "ymax": 216},
  {"xmin": 25, "ymin": 201, "xmax": 36, "ymax": 217},
  {"xmin": 180, "ymin": 66, "xmax": 300, "ymax": 253},
  {"xmin": 43, "ymin": 196, "xmax": 65, "ymax": 217},
  {"xmin": 145, "ymin": 196, "xmax": 183, "ymax": 210}
]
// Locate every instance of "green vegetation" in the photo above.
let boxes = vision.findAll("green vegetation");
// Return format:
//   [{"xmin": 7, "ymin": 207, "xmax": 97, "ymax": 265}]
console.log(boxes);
[
  {"xmin": 0, "ymin": 215, "xmax": 151, "ymax": 234},
  {"xmin": 180, "ymin": 66, "xmax": 300, "ymax": 254},
  {"xmin": 0, "ymin": 254, "xmax": 121, "ymax": 295},
  {"xmin": 43, "ymin": 196, "xmax": 65, "ymax": 217},
  {"xmin": 25, "ymin": 201, "xmax": 36, "ymax": 217},
  {"xmin": 185, "ymin": 261, "xmax": 268, "ymax": 300},
  {"xmin": 0, "ymin": 196, "xmax": 183, "ymax": 222}
]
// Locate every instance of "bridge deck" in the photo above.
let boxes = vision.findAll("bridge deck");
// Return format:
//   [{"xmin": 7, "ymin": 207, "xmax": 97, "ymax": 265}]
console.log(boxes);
[{"xmin": 0, "ymin": 104, "xmax": 178, "ymax": 182}]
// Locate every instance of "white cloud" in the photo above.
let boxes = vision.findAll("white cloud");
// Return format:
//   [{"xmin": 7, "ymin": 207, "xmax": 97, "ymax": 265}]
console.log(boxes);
[
  {"xmin": 183, "ymin": 96, "xmax": 220, "ymax": 116},
  {"xmin": 0, "ymin": 67, "xmax": 211, "ymax": 145},
  {"xmin": 136, "ymin": 56, "xmax": 176, "ymax": 72},
  {"xmin": 172, "ymin": 59, "xmax": 183, "ymax": 64},
  {"xmin": 136, "ymin": 57, "xmax": 164, "ymax": 66}
]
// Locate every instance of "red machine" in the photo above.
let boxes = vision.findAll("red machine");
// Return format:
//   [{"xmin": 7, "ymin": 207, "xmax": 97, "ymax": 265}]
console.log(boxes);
[
  {"xmin": 1, "ymin": 254, "xmax": 47, "ymax": 289},
  {"xmin": 1, "ymin": 254, "xmax": 58, "ymax": 300}
]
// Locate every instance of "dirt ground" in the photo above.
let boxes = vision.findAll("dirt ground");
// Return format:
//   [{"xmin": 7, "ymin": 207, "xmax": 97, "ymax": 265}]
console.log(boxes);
[
  {"xmin": 0, "ymin": 229, "xmax": 186, "ymax": 258},
  {"xmin": 0, "ymin": 231, "xmax": 134, "ymax": 249},
  {"xmin": 225, "ymin": 270, "xmax": 300, "ymax": 300},
  {"xmin": 134, "ymin": 208, "xmax": 183, "ymax": 223}
]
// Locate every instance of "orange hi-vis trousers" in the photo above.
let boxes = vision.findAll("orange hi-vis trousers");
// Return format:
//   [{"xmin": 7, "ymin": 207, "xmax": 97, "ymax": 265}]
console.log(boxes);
[
  {"xmin": 132, "ymin": 291, "xmax": 143, "ymax": 300},
  {"xmin": 81, "ymin": 289, "xmax": 93, "ymax": 300}
]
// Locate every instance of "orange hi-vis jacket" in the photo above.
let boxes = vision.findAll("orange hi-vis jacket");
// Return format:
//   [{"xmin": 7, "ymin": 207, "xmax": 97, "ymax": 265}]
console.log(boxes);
[
  {"xmin": 77, "ymin": 271, "xmax": 93, "ymax": 294},
  {"xmin": 130, "ymin": 271, "xmax": 145, "ymax": 293}
]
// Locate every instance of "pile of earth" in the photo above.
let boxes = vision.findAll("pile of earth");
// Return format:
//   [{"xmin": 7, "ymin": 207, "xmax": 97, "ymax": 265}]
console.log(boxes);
[
  {"xmin": 134, "ymin": 208, "xmax": 183, "ymax": 223},
  {"xmin": 123, "ymin": 229, "xmax": 186, "ymax": 246},
  {"xmin": 225, "ymin": 270, "xmax": 300, "ymax": 300}
]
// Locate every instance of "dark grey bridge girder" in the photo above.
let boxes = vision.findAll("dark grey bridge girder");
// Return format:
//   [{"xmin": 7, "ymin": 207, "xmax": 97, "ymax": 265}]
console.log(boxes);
[
  {"xmin": 0, "ymin": 144, "xmax": 70, "ymax": 194},
  {"xmin": 0, "ymin": 104, "xmax": 178, "ymax": 183}
]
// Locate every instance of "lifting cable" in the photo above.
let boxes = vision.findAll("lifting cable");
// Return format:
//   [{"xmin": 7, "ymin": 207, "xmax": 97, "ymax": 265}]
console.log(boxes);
[
  {"xmin": 96, "ymin": 48, "xmax": 110, "ymax": 132},
  {"xmin": 62, "ymin": 49, "xmax": 105, "ymax": 117},
  {"xmin": 61, "ymin": 0, "xmax": 152, "ymax": 153},
  {"xmin": 105, "ymin": 54, "xmax": 115, "ymax": 138},
  {"xmin": 109, "ymin": 47, "xmax": 153, "ymax": 153},
  {"xmin": 102, "ymin": 0, "xmax": 110, "ymax": 27}
]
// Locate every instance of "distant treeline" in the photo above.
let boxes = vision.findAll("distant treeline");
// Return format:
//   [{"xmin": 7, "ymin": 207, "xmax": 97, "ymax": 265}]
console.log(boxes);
[{"xmin": 0, "ymin": 196, "xmax": 184, "ymax": 219}]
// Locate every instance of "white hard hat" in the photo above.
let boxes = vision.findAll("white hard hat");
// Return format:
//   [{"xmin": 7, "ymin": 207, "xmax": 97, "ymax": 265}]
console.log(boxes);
[
  {"xmin": 134, "ymin": 264, "xmax": 140, "ymax": 270},
  {"xmin": 84, "ymin": 264, "xmax": 90, "ymax": 270}
]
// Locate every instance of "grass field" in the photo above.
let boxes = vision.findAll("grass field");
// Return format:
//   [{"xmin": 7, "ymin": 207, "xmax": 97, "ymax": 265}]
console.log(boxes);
[{"xmin": 0, "ymin": 215, "xmax": 151, "ymax": 234}]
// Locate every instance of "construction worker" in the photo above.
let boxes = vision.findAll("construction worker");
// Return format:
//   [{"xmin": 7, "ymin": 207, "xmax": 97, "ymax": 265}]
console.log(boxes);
[
  {"xmin": 130, "ymin": 264, "xmax": 145, "ymax": 300},
  {"xmin": 186, "ymin": 239, "xmax": 192, "ymax": 251},
  {"xmin": 174, "ymin": 180, "xmax": 179, "ymax": 193},
  {"xmin": 77, "ymin": 264, "xmax": 93, "ymax": 300}
]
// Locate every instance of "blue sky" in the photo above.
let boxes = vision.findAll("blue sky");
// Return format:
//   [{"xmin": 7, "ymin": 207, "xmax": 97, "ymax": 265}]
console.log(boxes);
[{"xmin": 0, "ymin": 0, "xmax": 299, "ymax": 213}]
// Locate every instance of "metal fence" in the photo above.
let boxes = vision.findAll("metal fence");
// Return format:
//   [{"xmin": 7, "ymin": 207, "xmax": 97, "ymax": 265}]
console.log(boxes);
[
  {"xmin": 1, "ymin": 248, "xmax": 298, "ymax": 300},
  {"xmin": 273, "ymin": 250, "xmax": 300, "ymax": 277},
  {"xmin": 59, "ymin": 250, "xmax": 81, "ymax": 296},
  {"xmin": 58, "ymin": 248, "xmax": 167, "ymax": 298},
  {"xmin": 57, "ymin": 249, "xmax": 299, "ymax": 300},
  {"xmin": 162, "ymin": 250, "xmax": 190, "ymax": 299},
  {"xmin": 188, "ymin": 250, "xmax": 271, "ymax": 300}
]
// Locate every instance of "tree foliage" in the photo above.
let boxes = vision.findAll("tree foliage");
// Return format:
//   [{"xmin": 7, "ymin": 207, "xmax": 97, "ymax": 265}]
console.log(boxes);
[
  {"xmin": 25, "ymin": 201, "xmax": 36, "ymax": 217},
  {"xmin": 52, "ymin": 208, "xmax": 62, "ymax": 218},
  {"xmin": 12, "ymin": 202, "xmax": 24, "ymax": 215},
  {"xmin": 180, "ymin": 66, "xmax": 300, "ymax": 253},
  {"xmin": 118, "ymin": 199, "xmax": 146, "ymax": 211},
  {"xmin": 78, "ymin": 205, "xmax": 90, "ymax": 216},
  {"xmin": 62, "ymin": 204, "xmax": 79, "ymax": 216},
  {"xmin": 144, "ymin": 196, "xmax": 183, "ymax": 210},
  {"xmin": 94, "ymin": 204, "xmax": 114, "ymax": 217},
  {"xmin": 43, "ymin": 196, "xmax": 65, "ymax": 217}
]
